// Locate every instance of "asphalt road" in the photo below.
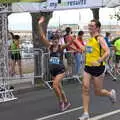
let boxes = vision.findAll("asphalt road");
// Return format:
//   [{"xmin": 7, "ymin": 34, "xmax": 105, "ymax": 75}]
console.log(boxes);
[{"xmin": 0, "ymin": 75, "xmax": 120, "ymax": 120}]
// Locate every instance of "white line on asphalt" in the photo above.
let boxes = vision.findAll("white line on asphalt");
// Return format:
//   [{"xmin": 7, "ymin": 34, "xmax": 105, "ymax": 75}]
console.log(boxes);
[
  {"xmin": 35, "ymin": 106, "xmax": 83, "ymax": 120},
  {"xmin": 90, "ymin": 109, "xmax": 120, "ymax": 120}
]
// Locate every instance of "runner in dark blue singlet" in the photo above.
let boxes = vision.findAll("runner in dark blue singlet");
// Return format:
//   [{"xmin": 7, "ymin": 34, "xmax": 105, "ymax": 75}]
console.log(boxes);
[{"xmin": 38, "ymin": 16, "xmax": 75, "ymax": 112}]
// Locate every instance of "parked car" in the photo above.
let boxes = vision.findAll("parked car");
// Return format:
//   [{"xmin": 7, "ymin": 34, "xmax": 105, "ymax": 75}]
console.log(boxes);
[{"xmin": 20, "ymin": 41, "xmax": 34, "ymax": 59}]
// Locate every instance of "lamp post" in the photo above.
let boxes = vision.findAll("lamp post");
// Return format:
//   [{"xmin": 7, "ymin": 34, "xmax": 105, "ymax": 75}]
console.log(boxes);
[
  {"xmin": 109, "ymin": 15, "xmax": 112, "ymax": 32},
  {"xmin": 58, "ymin": 15, "xmax": 60, "ymax": 30},
  {"xmin": 78, "ymin": 12, "xmax": 81, "ymax": 30}
]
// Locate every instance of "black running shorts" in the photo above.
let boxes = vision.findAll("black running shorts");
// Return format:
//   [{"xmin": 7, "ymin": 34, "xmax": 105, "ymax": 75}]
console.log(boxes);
[
  {"xmin": 11, "ymin": 53, "xmax": 21, "ymax": 60},
  {"xmin": 49, "ymin": 64, "xmax": 65, "ymax": 77},
  {"xmin": 84, "ymin": 65, "xmax": 105, "ymax": 77}
]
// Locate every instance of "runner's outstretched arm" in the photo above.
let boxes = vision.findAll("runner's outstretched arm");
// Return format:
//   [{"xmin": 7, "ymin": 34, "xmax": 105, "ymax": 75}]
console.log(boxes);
[{"xmin": 38, "ymin": 16, "xmax": 50, "ymax": 48}]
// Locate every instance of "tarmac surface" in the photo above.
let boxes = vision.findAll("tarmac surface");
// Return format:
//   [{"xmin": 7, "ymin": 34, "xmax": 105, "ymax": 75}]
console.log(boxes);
[{"xmin": 0, "ymin": 74, "xmax": 120, "ymax": 120}]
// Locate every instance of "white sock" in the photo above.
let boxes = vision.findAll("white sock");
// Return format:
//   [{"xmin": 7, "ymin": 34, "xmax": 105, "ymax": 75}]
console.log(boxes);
[
  {"xmin": 110, "ymin": 90, "xmax": 113, "ymax": 97},
  {"xmin": 84, "ymin": 112, "xmax": 89, "ymax": 115}
]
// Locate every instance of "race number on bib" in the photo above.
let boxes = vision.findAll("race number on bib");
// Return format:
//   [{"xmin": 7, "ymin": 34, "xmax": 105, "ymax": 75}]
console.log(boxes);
[
  {"xmin": 49, "ymin": 57, "xmax": 60, "ymax": 64},
  {"xmin": 86, "ymin": 46, "xmax": 93, "ymax": 53}
]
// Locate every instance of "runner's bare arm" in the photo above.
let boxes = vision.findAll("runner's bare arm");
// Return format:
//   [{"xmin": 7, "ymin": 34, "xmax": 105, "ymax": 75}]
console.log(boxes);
[
  {"xmin": 97, "ymin": 36, "xmax": 110, "ymax": 63},
  {"xmin": 38, "ymin": 16, "xmax": 50, "ymax": 48}
]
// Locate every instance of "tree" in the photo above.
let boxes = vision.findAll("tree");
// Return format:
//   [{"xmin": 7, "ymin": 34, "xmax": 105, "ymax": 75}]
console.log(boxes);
[
  {"xmin": 91, "ymin": 8, "xmax": 100, "ymax": 20},
  {"xmin": 31, "ymin": 12, "xmax": 53, "ymax": 86},
  {"xmin": 114, "ymin": 9, "xmax": 120, "ymax": 21}
]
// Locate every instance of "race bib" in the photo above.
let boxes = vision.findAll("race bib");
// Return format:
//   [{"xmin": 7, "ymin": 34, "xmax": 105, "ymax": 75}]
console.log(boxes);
[
  {"xmin": 49, "ymin": 57, "xmax": 60, "ymax": 64},
  {"xmin": 86, "ymin": 46, "xmax": 93, "ymax": 53}
]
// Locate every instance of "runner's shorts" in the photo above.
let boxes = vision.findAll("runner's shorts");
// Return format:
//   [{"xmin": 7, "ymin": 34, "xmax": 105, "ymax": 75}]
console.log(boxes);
[
  {"xmin": 49, "ymin": 64, "xmax": 65, "ymax": 77},
  {"xmin": 84, "ymin": 65, "xmax": 105, "ymax": 77}
]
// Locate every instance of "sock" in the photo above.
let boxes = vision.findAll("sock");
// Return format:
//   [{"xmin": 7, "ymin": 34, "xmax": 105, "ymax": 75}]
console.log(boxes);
[{"xmin": 84, "ymin": 112, "xmax": 89, "ymax": 115}]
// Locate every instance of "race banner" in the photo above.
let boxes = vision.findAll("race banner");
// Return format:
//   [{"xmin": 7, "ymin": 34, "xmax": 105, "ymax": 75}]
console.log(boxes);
[
  {"xmin": 12, "ymin": 0, "xmax": 105, "ymax": 12},
  {"xmin": 42, "ymin": 0, "xmax": 105, "ymax": 11},
  {"xmin": 0, "ymin": 0, "xmax": 46, "ymax": 3}
]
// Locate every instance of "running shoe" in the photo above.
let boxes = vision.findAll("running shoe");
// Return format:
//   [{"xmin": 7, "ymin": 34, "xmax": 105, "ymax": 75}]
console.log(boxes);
[
  {"xmin": 77, "ymin": 113, "xmax": 89, "ymax": 120},
  {"xmin": 109, "ymin": 89, "xmax": 116, "ymax": 104},
  {"xmin": 64, "ymin": 101, "xmax": 71, "ymax": 111},
  {"xmin": 59, "ymin": 101, "xmax": 64, "ymax": 112}
]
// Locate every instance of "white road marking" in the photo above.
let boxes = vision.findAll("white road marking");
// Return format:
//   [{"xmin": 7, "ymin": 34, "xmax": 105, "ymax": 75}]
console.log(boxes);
[
  {"xmin": 35, "ymin": 106, "xmax": 120, "ymax": 120},
  {"xmin": 91, "ymin": 109, "xmax": 120, "ymax": 120},
  {"xmin": 35, "ymin": 106, "xmax": 83, "ymax": 120}
]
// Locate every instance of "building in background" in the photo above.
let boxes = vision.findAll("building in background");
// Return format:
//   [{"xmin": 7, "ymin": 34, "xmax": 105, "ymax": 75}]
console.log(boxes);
[
  {"xmin": 10, "ymin": 24, "xmax": 120, "ymax": 43},
  {"xmin": 10, "ymin": 30, "xmax": 32, "ymax": 42}
]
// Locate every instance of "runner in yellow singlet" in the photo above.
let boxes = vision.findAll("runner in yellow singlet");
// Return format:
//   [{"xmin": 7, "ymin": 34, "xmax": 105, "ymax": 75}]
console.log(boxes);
[{"xmin": 77, "ymin": 20, "xmax": 117, "ymax": 120}]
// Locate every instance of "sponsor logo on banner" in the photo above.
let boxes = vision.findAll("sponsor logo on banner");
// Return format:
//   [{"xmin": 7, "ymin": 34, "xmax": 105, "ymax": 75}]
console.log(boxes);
[
  {"xmin": 12, "ymin": 0, "xmax": 105, "ymax": 12},
  {"xmin": 40, "ymin": 0, "xmax": 104, "ymax": 11},
  {"xmin": 49, "ymin": 0, "xmax": 86, "ymax": 8}
]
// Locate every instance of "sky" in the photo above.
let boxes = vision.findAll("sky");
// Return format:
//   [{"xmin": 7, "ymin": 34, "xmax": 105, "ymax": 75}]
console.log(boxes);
[{"xmin": 8, "ymin": 7, "xmax": 120, "ymax": 31}]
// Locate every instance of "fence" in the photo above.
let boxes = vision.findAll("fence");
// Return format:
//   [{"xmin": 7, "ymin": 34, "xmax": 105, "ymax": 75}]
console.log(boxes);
[
  {"xmin": 106, "ymin": 46, "xmax": 120, "ymax": 81},
  {"xmin": 0, "ymin": 44, "xmax": 120, "ymax": 102},
  {"xmin": 4, "ymin": 48, "xmax": 85, "ymax": 90},
  {"xmin": 0, "ymin": 48, "xmax": 44, "ymax": 102},
  {"xmin": 2, "ymin": 46, "xmax": 119, "ymax": 91},
  {"xmin": 7, "ymin": 48, "xmax": 44, "ymax": 81}
]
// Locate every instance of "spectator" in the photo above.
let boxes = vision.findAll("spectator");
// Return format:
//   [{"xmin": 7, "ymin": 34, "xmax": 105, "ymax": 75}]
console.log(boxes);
[
  {"xmin": 73, "ymin": 31, "xmax": 84, "ymax": 75},
  {"xmin": 104, "ymin": 32, "xmax": 112, "ymax": 47},
  {"xmin": 114, "ymin": 38, "xmax": 120, "ymax": 73},
  {"xmin": 64, "ymin": 27, "xmax": 74, "ymax": 75},
  {"xmin": 104, "ymin": 32, "xmax": 114, "ymax": 71},
  {"xmin": 10, "ymin": 35, "xmax": 23, "ymax": 78}
]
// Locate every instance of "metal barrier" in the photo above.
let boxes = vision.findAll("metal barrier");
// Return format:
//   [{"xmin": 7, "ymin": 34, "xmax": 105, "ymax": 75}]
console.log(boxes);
[
  {"xmin": 8, "ymin": 48, "xmax": 43, "ymax": 76},
  {"xmin": 106, "ymin": 46, "xmax": 120, "ymax": 81},
  {"xmin": 1, "ymin": 48, "xmax": 52, "ymax": 91},
  {"xmin": 2, "ymin": 48, "xmax": 85, "ymax": 91},
  {"xmin": 4, "ymin": 48, "xmax": 45, "ymax": 89},
  {"xmin": 7, "ymin": 46, "xmax": 119, "ymax": 90}
]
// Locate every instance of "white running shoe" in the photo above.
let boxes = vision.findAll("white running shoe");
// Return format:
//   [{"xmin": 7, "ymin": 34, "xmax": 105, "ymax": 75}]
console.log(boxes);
[
  {"xmin": 77, "ymin": 113, "xmax": 89, "ymax": 120},
  {"xmin": 109, "ymin": 89, "xmax": 116, "ymax": 104}
]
